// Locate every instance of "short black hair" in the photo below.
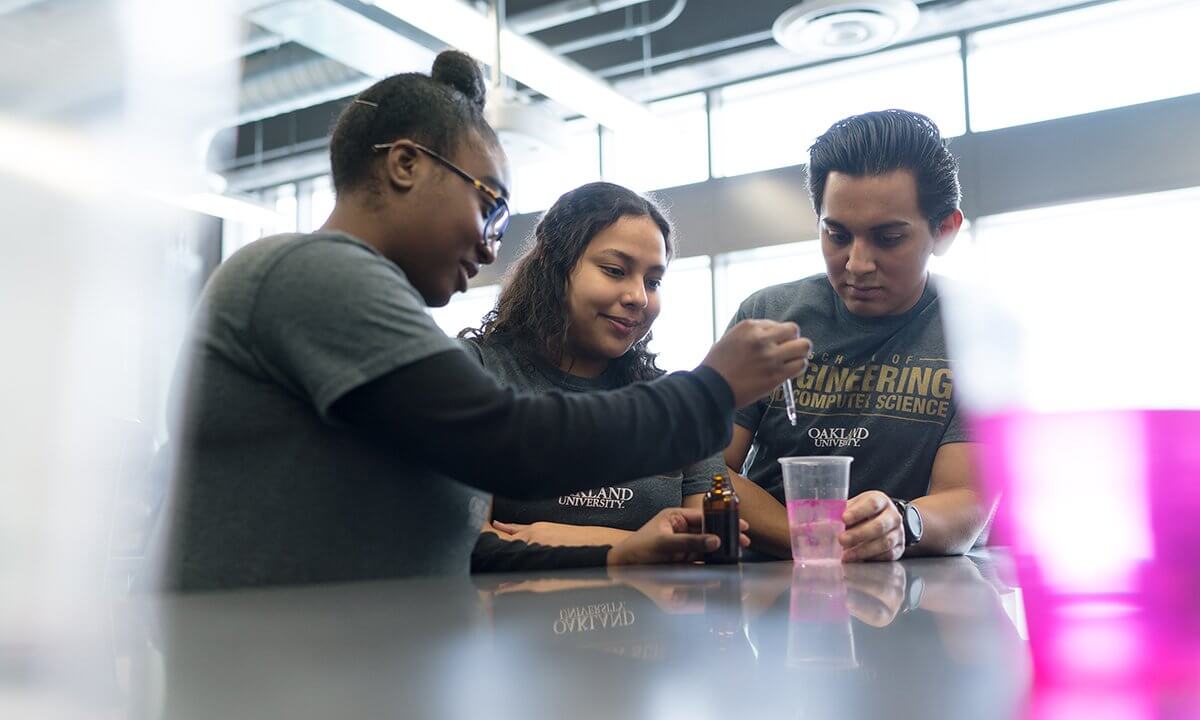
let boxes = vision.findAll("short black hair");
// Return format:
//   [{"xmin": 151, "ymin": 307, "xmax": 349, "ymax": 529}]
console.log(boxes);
[
  {"xmin": 807, "ymin": 109, "xmax": 961, "ymax": 231},
  {"xmin": 329, "ymin": 50, "xmax": 497, "ymax": 195}
]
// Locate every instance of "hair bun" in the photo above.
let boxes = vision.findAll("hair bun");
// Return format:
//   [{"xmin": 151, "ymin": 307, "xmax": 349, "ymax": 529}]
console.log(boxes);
[{"xmin": 431, "ymin": 50, "xmax": 488, "ymax": 111}]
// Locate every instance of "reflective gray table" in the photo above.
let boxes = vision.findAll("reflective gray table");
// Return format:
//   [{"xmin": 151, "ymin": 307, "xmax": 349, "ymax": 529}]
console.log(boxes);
[{"xmin": 108, "ymin": 552, "xmax": 1030, "ymax": 719}]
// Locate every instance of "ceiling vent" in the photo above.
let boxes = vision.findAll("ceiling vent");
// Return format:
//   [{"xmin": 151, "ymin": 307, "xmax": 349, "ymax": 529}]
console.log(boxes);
[{"xmin": 772, "ymin": 0, "xmax": 920, "ymax": 58}]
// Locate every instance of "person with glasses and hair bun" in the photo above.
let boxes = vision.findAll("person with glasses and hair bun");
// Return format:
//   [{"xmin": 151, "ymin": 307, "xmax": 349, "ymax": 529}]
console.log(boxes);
[{"xmin": 157, "ymin": 51, "xmax": 811, "ymax": 590}]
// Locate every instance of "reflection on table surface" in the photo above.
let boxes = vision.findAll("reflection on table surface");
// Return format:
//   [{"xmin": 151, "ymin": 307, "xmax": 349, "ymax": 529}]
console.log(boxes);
[{"xmin": 86, "ymin": 552, "xmax": 1032, "ymax": 719}]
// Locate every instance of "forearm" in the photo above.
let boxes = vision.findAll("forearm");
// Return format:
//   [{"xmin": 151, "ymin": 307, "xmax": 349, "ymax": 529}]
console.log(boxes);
[
  {"xmin": 332, "ymin": 350, "xmax": 734, "ymax": 500},
  {"xmin": 579, "ymin": 527, "xmax": 633, "ymax": 546},
  {"xmin": 495, "ymin": 521, "xmax": 633, "ymax": 547},
  {"xmin": 729, "ymin": 470, "xmax": 791, "ymax": 559},
  {"xmin": 908, "ymin": 488, "xmax": 988, "ymax": 557}
]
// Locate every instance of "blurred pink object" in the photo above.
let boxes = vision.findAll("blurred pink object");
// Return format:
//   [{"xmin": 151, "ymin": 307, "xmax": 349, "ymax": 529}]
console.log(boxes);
[{"xmin": 975, "ymin": 409, "xmax": 1200, "ymax": 717}]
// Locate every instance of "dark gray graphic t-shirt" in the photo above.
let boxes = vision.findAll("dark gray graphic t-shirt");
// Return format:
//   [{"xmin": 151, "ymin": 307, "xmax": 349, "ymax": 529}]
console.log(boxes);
[
  {"xmin": 161, "ymin": 232, "xmax": 487, "ymax": 589},
  {"xmin": 731, "ymin": 274, "xmax": 968, "ymax": 503},
  {"xmin": 460, "ymin": 336, "xmax": 721, "ymax": 530}
]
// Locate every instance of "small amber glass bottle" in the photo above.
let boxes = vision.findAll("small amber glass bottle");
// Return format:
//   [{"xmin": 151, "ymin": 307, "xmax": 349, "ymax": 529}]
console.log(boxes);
[{"xmin": 702, "ymin": 473, "xmax": 740, "ymax": 564}]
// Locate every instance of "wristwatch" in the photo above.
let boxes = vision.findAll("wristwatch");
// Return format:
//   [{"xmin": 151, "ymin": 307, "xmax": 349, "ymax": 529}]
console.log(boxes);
[{"xmin": 891, "ymin": 498, "xmax": 923, "ymax": 547}]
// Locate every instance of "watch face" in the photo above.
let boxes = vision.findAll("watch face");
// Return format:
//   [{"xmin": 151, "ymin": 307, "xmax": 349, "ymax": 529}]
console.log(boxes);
[{"xmin": 905, "ymin": 504, "xmax": 923, "ymax": 541}]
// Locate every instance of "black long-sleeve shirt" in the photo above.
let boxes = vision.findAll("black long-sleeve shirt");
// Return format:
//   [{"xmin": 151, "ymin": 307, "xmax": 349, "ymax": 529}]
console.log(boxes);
[
  {"xmin": 470, "ymin": 533, "xmax": 611, "ymax": 572},
  {"xmin": 332, "ymin": 349, "xmax": 734, "ymax": 500}
]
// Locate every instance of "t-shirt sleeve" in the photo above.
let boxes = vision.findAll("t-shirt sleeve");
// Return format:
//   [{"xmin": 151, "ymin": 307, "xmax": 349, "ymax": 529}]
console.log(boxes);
[
  {"xmin": 681, "ymin": 452, "xmax": 726, "ymax": 496},
  {"xmin": 940, "ymin": 397, "xmax": 971, "ymax": 445},
  {"xmin": 248, "ymin": 239, "xmax": 461, "ymax": 420}
]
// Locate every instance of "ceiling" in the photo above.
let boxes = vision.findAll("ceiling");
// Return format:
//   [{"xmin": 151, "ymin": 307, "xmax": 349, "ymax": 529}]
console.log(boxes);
[
  {"xmin": 507, "ymin": 0, "xmax": 1099, "ymax": 100},
  {"xmin": 0, "ymin": 0, "xmax": 1108, "ymax": 165},
  {"xmin": 512, "ymin": 0, "xmax": 841, "ymax": 80},
  {"xmin": 0, "ymin": 0, "xmax": 1103, "ymax": 178},
  {"xmin": 218, "ymin": 0, "xmax": 1103, "ymax": 169}
]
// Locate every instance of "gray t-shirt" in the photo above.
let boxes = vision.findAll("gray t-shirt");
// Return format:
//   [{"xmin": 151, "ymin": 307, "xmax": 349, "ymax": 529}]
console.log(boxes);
[
  {"xmin": 731, "ymin": 274, "xmax": 968, "ymax": 503},
  {"xmin": 161, "ymin": 232, "xmax": 488, "ymax": 589},
  {"xmin": 461, "ymin": 336, "xmax": 722, "ymax": 530}
]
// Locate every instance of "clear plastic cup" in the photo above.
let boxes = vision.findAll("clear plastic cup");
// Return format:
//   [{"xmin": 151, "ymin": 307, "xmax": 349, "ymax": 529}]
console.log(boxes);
[{"xmin": 779, "ymin": 456, "xmax": 853, "ymax": 565}]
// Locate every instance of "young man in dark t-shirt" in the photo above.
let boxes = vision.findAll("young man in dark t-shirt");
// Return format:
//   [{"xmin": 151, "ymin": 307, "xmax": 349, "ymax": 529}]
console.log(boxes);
[{"xmin": 724, "ymin": 110, "xmax": 992, "ymax": 562}]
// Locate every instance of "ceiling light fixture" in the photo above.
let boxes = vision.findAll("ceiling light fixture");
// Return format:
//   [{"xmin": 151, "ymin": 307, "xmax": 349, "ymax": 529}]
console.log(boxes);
[{"xmin": 773, "ymin": 0, "xmax": 920, "ymax": 59}]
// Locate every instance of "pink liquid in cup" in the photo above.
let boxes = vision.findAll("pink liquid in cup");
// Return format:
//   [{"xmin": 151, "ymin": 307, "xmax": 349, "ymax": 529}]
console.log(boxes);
[{"xmin": 787, "ymin": 498, "xmax": 847, "ymax": 565}]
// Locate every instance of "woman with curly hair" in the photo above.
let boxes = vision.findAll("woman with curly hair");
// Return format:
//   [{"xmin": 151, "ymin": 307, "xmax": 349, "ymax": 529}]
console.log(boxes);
[{"xmin": 462, "ymin": 182, "xmax": 738, "ymax": 571}]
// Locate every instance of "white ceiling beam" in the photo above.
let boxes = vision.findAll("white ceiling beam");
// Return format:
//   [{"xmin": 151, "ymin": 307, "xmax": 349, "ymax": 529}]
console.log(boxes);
[
  {"xmin": 365, "ymin": 0, "xmax": 655, "ymax": 131},
  {"xmin": 244, "ymin": 0, "xmax": 436, "ymax": 78}
]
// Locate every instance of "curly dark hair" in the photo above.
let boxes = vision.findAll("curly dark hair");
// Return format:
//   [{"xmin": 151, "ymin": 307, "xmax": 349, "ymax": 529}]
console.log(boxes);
[{"xmin": 462, "ymin": 182, "xmax": 675, "ymax": 384}]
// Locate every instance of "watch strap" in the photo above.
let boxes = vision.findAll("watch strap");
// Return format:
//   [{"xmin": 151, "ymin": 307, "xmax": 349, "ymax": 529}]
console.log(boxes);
[{"xmin": 892, "ymin": 497, "xmax": 920, "ymax": 547}]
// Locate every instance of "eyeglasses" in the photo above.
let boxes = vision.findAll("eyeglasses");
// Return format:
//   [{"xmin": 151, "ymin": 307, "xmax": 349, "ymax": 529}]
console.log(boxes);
[{"xmin": 371, "ymin": 140, "xmax": 510, "ymax": 255}]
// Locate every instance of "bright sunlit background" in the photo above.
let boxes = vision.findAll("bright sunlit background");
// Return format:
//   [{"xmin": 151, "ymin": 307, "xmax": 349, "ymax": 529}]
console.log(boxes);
[{"xmin": 213, "ymin": 0, "xmax": 1200, "ymax": 374}]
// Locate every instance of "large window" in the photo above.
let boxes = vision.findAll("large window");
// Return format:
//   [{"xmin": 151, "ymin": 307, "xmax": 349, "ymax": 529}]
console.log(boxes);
[
  {"xmin": 221, "ymin": 217, "xmax": 264, "ymax": 262},
  {"xmin": 224, "ymin": 177, "xmax": 335, "ymax": 258},
  {"xmin": 509, "ymin": 118, "xmax": 601, "ymax": 214},
  {"xmin": 946, "ymin": 185, "xmax": 1200, "ymax": 413},
  {"xmin": 927, "ymin": 219, "xmax": 974, "ymax": 279},
  {"xmin": 647, "ymin": 255, "xmax": 715, "ymax": 372},
  {"xmin": 711, "ymin": 38, "xmax": 966, "ymax": 178},
  {"xmin": 713, "ymin": 241, "xmax": 825, "ymax": 329},
  {"xmin": 220, "ymin": 186, "xmax": 277, "ymax": 261},
  {"xmin": 602, "ymin": 93, "xmax": 710, "ymax": 192},
  {"xmin": 967, "ymin": 0, "xmax": 1200, "ymax": 131},
  {"xmin": 270, "ymin": 183, "xmax": 298, "ymax": 234},
  {"xmin": 308, "ymin": 175, "xmax": 335, "ymax": 232}
]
